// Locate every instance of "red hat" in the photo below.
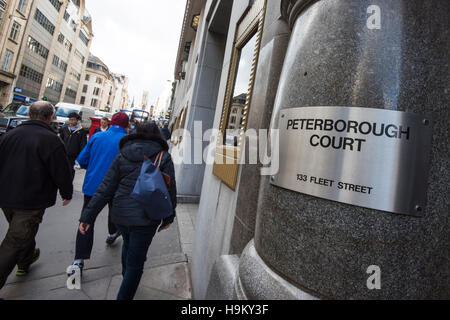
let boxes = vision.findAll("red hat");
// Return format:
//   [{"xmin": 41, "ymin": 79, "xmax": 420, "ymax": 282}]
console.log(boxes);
[{"xmin": 110, "ymin": 112, "xmax": 129, "ymax": 129}]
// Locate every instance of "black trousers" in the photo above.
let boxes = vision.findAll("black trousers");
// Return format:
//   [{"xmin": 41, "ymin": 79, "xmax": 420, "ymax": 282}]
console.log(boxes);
[
  {"xmin": 0, "ymin": 208, "xmax": 45, "ymax": 289},
  {"xmin": 68, "ymin": 157, "xmax": 76, "ymax": 182},
  {"xmin": 74, "ymin": 195, "xmax": 117, "ymax": 260}
]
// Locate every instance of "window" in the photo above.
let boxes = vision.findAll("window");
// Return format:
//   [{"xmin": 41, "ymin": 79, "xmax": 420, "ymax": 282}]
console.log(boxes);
[
  {"xmin": 9, "ymin": 22, "xmax": 21, "ymax": 42},
  {"xmin": 19, "ymin": 64, "xmax": 43, "ymax": 84},
  {"xmin": 49, "ymin": 0, "xmax": 61, "ymax": 12},
  {"xmin": 17, "ymin": 0, "xmax": 27, "ymax": 13},
  {"xmin": 93, "ymin": 87, "xmax": 100, "ymax": 96},
  {"xmin": 0, "ymin": 0, "xmax": 5, "ymax": 26},
  {"xmin": 34, "ymin": 9, "xmax": 55, "ymax": 35},
  {"xmin": 52, "ymin": 55, "xmax": 59, "ymax": 67},
  {"xmin": 27, "ymin": 36, "xmax": 49, "ymax": 59},
  {"xmin": 63, "ymin": 10, "xmax": 69, "ymax": 22},
  {"xmin": 85, "ymin": 74, "xmax": 90, "ymax": 81},
  {"xmin": 70, "ymin": 68, "xmax": 80, "ymax": 81},
  {"xmin": 65, "ymin": 87, "xmax": 77, "ymax": 98},
  {"xmin": 1, "ymin": 50, "xmax": 13, "ymax": 72},
  {"xmin": 46, "ymin": 78, "xmax": 62, "ymax": 92},
  {"xmin": 96, "ymin": 77, "xmax": 102, "ymax": 85},
  {"xmin": 57, "ymin": 33, "xmax": 64, "ymax": 44},
  {"xmin": 80, "ymin": 96, "xmax": 85, "ymax": 104},
  {"xmin": 59, "ymin": 60, "xmax": 67, "ymax": 72},
  {"xmin": 82, "ymin": 85, "xmax": 87, "ymax": 93},
  {"xmin": 75, "ymin": 50, "xmax": 84, "ymax": 63},
  {"xmin": 79, "ymin": 31, "xmax": 89, "ymax": 46},
  {"xmin": 90, "ymin": 98, "xmax": 97, "ymax": 107},
  {"xmin": 70, "ymin": 19, "xmax": 77, "ymax": 32},
  {"xmin": 64, "ymin": 39, "xmax": 72, "ymax": 52},
  {"xmin": 212, "ymin": 0, "xmax": 265, "ymax": 190}
]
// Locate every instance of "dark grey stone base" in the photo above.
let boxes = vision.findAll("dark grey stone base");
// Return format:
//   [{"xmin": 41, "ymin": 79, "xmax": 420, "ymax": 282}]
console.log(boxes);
[
  {"xmin": 205, "ymin": 240, "xmax": 319, "ymax": 300},
  {"xmin": 177, "ymin": 195, "xmax": 200, "ymax": 204}
]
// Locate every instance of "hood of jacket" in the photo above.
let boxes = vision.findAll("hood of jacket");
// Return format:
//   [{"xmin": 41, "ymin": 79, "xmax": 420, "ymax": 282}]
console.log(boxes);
[{"xmin": 119, "ymin": 133, "xmax": 169, "ymax": 163}]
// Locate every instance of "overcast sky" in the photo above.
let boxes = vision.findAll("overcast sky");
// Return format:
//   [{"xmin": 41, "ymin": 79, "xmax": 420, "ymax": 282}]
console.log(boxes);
[{"xmin": 86, "ymin": 0, "xmax": 186, "ymax": 107}]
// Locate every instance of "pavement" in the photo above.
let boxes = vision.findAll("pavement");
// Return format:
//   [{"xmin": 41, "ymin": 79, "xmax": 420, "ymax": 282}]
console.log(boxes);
[{"xmin": 0, "ymin": 170, "xmax": 198, "ymax": 300}]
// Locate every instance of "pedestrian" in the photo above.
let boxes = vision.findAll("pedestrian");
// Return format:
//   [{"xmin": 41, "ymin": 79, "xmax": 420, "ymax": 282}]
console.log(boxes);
[
  {"xmin": 0, "ymin": 101, "xmax": 73, "ymax": 290},
  {"xmin": 160, "ymin": 122, "xmax": 171, "ymax": 140},
  {"xmin": 78, "ymin": 121, "xmax": 177, "ymax": 300},
  {"xmin": 68, "ymin": 112, "xmax": 129, "ymax": 277},
  {"xmin": 93, "ymin": 117, "xmax": 110, "ymax": 135},
  {"xmin": 59, "ymin": 112, "xmax": 87, "ymax": 180}
]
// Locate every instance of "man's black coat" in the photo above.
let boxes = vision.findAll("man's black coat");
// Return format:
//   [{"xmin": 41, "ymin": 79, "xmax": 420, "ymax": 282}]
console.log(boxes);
[
  {"xmin": 59, "ymin": 125, "xmax": 87, "ymax": 162},
  {"xmin": 0, "ymin": 120, "xmax": 73, "ymax": 209}
]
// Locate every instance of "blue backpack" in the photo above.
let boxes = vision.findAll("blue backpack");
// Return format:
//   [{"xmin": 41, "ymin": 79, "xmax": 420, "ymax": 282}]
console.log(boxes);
[{"xmin": 131, "ymin": 151, "xmax": 173, "ymax": 220}]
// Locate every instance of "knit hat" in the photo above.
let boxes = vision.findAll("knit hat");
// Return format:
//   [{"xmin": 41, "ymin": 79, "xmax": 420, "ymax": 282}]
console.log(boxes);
[{"xmin": 110, "ymin": 112, "xmax": 129, "ymax": 129}]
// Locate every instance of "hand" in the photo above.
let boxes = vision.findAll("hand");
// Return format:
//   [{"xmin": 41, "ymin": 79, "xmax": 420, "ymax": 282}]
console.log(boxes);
[
  {"xmin": 62, "ymin": 199, "xmax": 71, "ymax": 206},
  {"xmin": 158, "ymin": 223, "xmax": 171, "ymax": 232},
  {"xmin": 79, "ymin": 222, "xmax": 90, "ymax": 235},
  {"xmin": 74, "ymin": 161, "xmax": 81, "ymax": 170}
]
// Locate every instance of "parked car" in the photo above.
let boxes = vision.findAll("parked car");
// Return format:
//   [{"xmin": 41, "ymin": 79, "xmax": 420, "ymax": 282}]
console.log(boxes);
[
  {"xmin": 0, "ymin": 103, "xmax": 30, "ymax": 136},
  {"xmin": 0, "ymin": 103, "xmax": 59, "ymax": 135},
  {"xmin": 54, "ymin": 102, "xmax": 96, "ymax": 131}
]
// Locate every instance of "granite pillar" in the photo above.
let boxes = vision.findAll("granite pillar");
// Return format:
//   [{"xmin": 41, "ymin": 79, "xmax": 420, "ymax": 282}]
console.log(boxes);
[{"xmin": 238, "ymin": 0, "xmax": 449, "ymax": 299}]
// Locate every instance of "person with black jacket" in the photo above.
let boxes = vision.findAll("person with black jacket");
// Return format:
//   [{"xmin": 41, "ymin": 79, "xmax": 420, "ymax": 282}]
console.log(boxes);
[
  {"xmin": 59, "ymin": 112, "xmax": 87, "ymax": 180},
  {"xmin": 0, "ymin": 101, "xmax": 73, "ymax": 289},
  {"xmin": 78, "ymin": 121, "xmax": 176, "ymax": 300},
  {"xmin": 93, "ymin": 117, "xmax": 110, "ymax": 135}
]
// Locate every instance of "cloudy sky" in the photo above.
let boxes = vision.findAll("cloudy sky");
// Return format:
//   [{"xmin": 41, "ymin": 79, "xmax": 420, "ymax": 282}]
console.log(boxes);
[{"xmin": 86, "ymin": 0, "xmax": 186, "ymax": 107}]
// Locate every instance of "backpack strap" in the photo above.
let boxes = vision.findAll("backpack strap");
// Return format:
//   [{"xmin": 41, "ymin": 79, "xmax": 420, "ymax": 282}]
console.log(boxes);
[{"xmin": 152, "ymin": 151, "xmax": 165, "ymax": 169}]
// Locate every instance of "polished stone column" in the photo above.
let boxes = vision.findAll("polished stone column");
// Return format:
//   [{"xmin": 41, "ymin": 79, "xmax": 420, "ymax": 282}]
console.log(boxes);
[{"xmin": 239, "ymin": 0, "xmax": 449, "ymax": 299}]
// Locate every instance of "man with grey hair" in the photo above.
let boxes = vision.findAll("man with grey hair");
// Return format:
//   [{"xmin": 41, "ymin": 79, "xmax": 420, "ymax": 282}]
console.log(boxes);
[{"xmin": 0, "ymin": 101, "xmax": 73, "ymax": 290}]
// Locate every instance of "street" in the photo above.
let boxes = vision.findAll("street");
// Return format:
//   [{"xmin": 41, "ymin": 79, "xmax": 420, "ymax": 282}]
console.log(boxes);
[{"xmin": 0, "ymin": 170, "xmax": 196, "ymax": 300}]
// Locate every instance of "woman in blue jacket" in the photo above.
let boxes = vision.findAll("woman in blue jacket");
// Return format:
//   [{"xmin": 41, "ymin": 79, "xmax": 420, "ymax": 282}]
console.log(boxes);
[{"xmin": 78, "ymin": 121, "xmax": 177, "ymax": 300}]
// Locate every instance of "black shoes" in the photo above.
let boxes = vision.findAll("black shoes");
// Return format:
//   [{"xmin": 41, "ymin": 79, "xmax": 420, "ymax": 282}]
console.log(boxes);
[
  {"xmin": 16, "ymin": 248, "xmax": 40, "ymax": 276},
  {"xmin": 106, "ymin": 232, "xmax": 121, "ymax": 245}
]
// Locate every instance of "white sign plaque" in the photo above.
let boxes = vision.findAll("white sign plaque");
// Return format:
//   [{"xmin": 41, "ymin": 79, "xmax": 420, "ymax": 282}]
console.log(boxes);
[{"xmin": 271, "ymin": 106, "xmax": 433, "ymax": 216}]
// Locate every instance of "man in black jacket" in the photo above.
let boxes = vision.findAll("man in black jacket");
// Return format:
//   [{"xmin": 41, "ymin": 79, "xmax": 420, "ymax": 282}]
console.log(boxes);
[
  {"xmin": 59, "ymin": 112, "xmax": 87, "ymax": 180},
  {"xmin": 0, "ymin": 101, "xmax": 73, "ymax": 290}
]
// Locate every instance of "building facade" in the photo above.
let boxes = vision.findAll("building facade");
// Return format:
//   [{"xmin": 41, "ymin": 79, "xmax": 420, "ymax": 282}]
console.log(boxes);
[
  {"xmin": 0, "ymin": 0, "xmax": 93, "ymax": 107},
  {"xmin": 111, "ymin": 72, "xmax": 128, "ymax": 113},
  {"xmin": 140, "ymin": 90, "xmax": 148, "ymax": 111},
  {"xmin": 0, "ymin": 0, "xmax": 33, "ymax": 107},
  {"xmin": 170, "ymin": 0, "xmax": 449, "ymax": 300},
  {"xmin": 77, "ymin": 53, "xmax": 115, "ymax": 110}
]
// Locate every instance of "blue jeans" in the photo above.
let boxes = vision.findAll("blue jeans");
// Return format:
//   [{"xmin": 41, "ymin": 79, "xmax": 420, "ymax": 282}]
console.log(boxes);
[{"xmin": 116, "ymin": 223, "xmax": 159, "ymax": 300}]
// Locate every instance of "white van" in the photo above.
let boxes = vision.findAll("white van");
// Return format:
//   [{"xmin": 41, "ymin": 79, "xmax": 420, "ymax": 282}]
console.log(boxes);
[
  {"xmin": 54, "ymin": 102, "xmax": 96, "ymax": 130},
  {"xmin": 94, "ymin": 110, "xmax": 113, "ymax": 119}
]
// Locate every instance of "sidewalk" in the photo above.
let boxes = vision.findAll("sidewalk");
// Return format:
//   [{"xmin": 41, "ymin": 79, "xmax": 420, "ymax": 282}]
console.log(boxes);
[{"xmin": 0, "ymin": 170, "xmax": 198, "ymax": 300}]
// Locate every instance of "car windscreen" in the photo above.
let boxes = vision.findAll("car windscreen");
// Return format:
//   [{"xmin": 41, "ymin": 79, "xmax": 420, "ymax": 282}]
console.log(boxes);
[
  {"xmin": 133, "ymin": 111, "xmax": 149, "ymax": 120},
  {"xmin": 16, "ymin": 105, "xmax": 30, "ymax": 116},
  {"xmin": 56, "ymin": 107, "xmax": 79, "ymax": 117}
]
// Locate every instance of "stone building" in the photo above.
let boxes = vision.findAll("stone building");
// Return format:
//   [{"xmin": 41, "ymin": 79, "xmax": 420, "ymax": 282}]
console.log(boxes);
[
  {"xmin": 0, "ymin": 0, "xmax": 93, "ymax": 106},
  {"xmin": 78, "ymin": 53, "xmax": 114, "ymax": 111},
  {"xmin": 171, "ymin": 0, "xmax": 449, "ymax": 299},
  {"xmin": 111, "ymin": 72, "xmax": 129, "ymax": 113},
  {"xmin": 140, "ymin": 90, "xmax": 148, "ymax": 111}
]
